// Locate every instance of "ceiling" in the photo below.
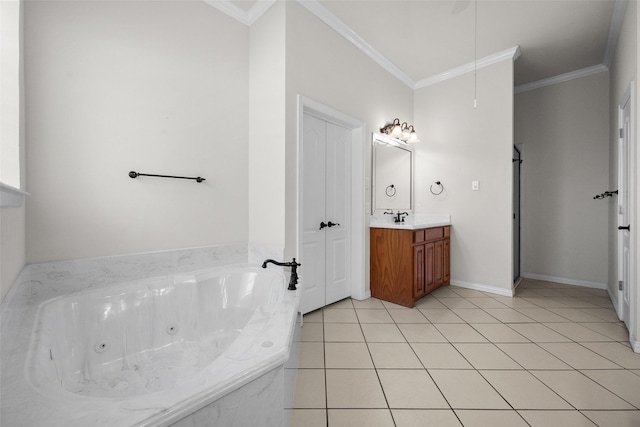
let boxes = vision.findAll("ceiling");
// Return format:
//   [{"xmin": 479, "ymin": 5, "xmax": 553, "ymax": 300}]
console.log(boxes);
[{"xmin": 222, "ymin": 0, "xmax": 623, "ymax": 88}]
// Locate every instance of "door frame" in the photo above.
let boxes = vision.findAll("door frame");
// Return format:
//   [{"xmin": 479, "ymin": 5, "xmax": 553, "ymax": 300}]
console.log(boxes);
[
  {"xmin": 297, "ymin": 95, "xmax": 367, "ymax": 301},
  {"xmin": 513, "ymin": 145, "xmax": 522, "ymax": 284},
  {"xmin": 617, "ymin": 82, "xmax": 636, "ymax": 348}
]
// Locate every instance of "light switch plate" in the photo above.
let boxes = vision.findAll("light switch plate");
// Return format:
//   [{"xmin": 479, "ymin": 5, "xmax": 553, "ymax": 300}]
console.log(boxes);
[{"xmin": 472, "ymin": 180, "xmax": 479, "ymax": 191}]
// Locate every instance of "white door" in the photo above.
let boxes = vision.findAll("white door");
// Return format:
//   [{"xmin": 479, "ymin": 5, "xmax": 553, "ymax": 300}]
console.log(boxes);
[
  {"xmin": 301, "ymin": 113, "xmax": 351, "ymax": 314},
  {"xmin": 618, "ymin": 86, "xmax": 634, "ymax": 328}
]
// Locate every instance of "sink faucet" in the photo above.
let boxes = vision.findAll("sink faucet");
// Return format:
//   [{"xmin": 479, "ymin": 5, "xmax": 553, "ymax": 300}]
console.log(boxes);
[
  {"xmin": 395, "ymin": 212, "xmax": 409, "ymax": 223},
  {"xmin": 261, "ymin": 258, "xmax": 301, "ymax": 290}
]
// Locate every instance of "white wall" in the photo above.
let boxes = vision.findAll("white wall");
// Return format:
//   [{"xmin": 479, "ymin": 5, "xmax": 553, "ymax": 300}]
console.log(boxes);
[
  {"xmin": 248, "ymin": 1, "xmax": 286, "ymax": 248},
  {"xmin": 0, "ymin": 0, "xmax": 26, "ymax": 301},
  {"xmin": 283, "ymin": 1, "xmax": 414, "ymax": 293},
  {"xmin": 516, "ymin": 71, "xmax": 610, "ymax": 287},
  {"xmin": 24, "ymin": 1, "xmax": 250, "ymax": 263},
  {"xmin": 413, "ymin": 60, "xmax": 515, "ymax": 293}
]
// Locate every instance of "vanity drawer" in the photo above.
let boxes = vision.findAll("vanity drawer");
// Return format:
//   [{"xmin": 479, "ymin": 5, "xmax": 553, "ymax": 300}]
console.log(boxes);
[{"xmin": 414, "ymin": 227, "xmax": 444, "ymax": 243}]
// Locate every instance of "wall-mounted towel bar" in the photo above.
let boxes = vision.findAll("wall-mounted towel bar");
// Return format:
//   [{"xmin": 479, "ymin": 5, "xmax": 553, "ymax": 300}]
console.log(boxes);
[
  {"xmin": 593, "ymin": 190, "xmax": 617, "ymax": 200},
  {"xmin": 129, "ymin": 171, "xmax": 206, "ymax": 183}
]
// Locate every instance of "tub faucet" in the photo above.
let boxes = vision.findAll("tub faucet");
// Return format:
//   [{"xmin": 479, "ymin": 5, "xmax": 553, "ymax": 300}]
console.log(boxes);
[{"xmin": 262, "ymin": 258, "xmax": 301, "ymax": 291}]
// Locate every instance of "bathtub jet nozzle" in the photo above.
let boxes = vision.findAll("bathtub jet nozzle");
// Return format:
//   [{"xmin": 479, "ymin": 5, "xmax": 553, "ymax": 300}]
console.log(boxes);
[{"xmin": 261, "ymin": 258, "xmax": 301, "ymax": 291}]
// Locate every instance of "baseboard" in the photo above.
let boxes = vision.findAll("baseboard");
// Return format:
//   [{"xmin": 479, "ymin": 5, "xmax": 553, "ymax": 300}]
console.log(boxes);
[
  {"xmin": 606, "ymin": 285, "xmax": 621, "ymax": 318},
  {"xmin": 450, "ymin": 280, "xmax": 514, "ymax": 297},
  {"xmin": 521, "ymin": 272, "xmax": 607, "ymax": 290},
  {"xmin": 633, "ymin": 338, "xmax": 640, "ymax": 354}
]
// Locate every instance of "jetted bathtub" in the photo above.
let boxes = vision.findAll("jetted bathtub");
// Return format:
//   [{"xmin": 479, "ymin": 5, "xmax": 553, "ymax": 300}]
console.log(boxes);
[{"xmin": 21, "ymin": 266, "xmax": 299, "ymax": 426}]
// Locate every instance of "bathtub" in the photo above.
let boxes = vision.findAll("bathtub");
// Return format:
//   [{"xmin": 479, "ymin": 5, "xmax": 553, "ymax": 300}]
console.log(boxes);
[{"xmin": 13, "ymin": 266, "xmax": 299, "ymax": 426}]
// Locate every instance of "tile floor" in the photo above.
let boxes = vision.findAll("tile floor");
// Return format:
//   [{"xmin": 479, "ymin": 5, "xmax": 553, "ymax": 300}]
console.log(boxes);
[{"xmin": 285, "ymin": 279, "xmax": 640, "ymax": 427}]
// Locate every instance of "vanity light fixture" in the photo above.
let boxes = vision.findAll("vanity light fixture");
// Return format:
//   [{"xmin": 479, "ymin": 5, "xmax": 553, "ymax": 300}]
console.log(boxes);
[{"xmin": 380, "ymin": 119, "xmax": 419, "ymax": 143}]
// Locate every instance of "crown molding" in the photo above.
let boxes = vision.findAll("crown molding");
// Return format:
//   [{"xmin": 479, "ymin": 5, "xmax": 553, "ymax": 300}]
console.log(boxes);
[
  {"xmin": 603, "ymin": 0, "xmax": 628, "ymax": 68},
  {"xmin": 202, "ymin": 0, "xmax": 275, "ymax": 26},
  {"xmin": 514, "ymin": 64, "xmax": 608, "ymax": 94},
  {"xmin": 296, "ymin": 0, "xmax": 415, "ymax": 89},
  {"xmin": 414, "ymin": 46, "xmax": 521, "ymax": 90}
]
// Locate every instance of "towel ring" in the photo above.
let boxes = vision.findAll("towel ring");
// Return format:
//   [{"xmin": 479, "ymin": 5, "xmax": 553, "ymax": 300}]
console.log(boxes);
[
  {"xmin": 430, "ymin": 181, "xmax": 444, "ymax": 196},
  {"xmin": 385, "ymin": 184, "xmax": 396, "ymax": 197}
]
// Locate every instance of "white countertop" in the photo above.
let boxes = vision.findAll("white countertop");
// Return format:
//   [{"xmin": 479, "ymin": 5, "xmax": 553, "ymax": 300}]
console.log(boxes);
[{"xmin": 370, "ymin": 213, "xmax": 451, "ymax": 230}]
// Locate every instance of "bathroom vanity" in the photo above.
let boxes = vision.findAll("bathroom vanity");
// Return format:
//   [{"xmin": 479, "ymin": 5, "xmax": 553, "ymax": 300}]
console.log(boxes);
[{"xmin": 370, "ymin": 216, "xmax": 451, "ymax": 308}]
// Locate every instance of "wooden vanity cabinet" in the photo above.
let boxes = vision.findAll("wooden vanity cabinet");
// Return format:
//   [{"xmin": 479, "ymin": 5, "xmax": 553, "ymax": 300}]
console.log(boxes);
[{"xmin": 371, "ymin": 226, "xmax": 450, "ymax": 308}]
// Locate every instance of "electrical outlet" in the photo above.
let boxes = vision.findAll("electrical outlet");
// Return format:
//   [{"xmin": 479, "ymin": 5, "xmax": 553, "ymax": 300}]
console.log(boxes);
[{"xmin": 472, "ymin": 180, "xmax": 479, "ymax": 191}]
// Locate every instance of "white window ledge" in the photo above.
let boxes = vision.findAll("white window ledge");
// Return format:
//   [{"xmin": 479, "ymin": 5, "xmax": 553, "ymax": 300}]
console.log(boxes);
[{"xmin": 0, "ymin": 183, "xmax": 29, "ymax": 207}]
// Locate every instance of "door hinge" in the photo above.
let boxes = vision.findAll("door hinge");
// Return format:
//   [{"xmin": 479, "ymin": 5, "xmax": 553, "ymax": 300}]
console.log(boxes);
[
  {"xmin": 619, "ymin": 128, "xmax": 624, "ymax": 138},
  {"xmin": 619, "ymin": 280, "xmax": 624, "ymax": 291}
]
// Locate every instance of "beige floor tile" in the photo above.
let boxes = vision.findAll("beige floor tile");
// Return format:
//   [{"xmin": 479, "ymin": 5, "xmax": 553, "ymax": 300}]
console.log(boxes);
[
  {"xmin": 381, "ymin": 300, "xmax": 410, "ymax": 309},
  {"xmin": 435, "ymin": 324, "xmax": 489, "ymax": 342},
  {"xmin": 578, "ymin": 308, "xmax": 621, "ymax": 322},
  {"xmin": 419, "ymin": 308, "xmax": 465, "ymax": 323},
  {"xmin": 324, "ymin": 323, "xmax": 364, "ymax": 342},
  {"xmin": 450, "ymin": 288, "xmax": 490, "ymax": 298},
  {"xmin": 496, "ymin": 343, "xmax": 571, "ymax": 369},
  {"xmin": 580, "ymin": 369, "xmax": 640, "ymax": 408},
  {"xmin": 580, "ymin": 297, "xmax": 614, "ymax": 308},
  {"xmin": 327, "ymin": 298, "xmax": 354, "ymax": 309},
  {"xmin": 361, "ymin": 323, "xmax": 407, "ymax": 342},
  {"xmin": 378, "ymin": 369, "xmax": 449, "ymax": 409},
  {"xmin": 326, "ymin": 370, "xmax": 387, "ymax": 408},
  {"xmin": 429, "ymin": 370, "xmax": 511, "ymax": 409},
  {"xmin": 453, "ymin": 343, "xmax": 522, "ymax": 369},
  {"xmin": 327, "ymin": 409, "xmax": 394, "ymax": 427},
  {"xmin": 450, "ymin": 308, "xmax": 500, "ymax": 323},
  {"xmin": 398, "ymin": 323, "xmax": 448, "ymax": 342},
  {"xmin": 352, "ymin": 298, "xmax": 385, "ymax": 308},
  {"xmin": 492, "ymin": 297, "xmax": 540, "ymax": 308},
  {"xmin": 522, "ymin": 297, "xmax": 569, "ymax": 308},
  {"xmin": 454, "ymin": 410, "xmax": 529, "ymax": 426},
  {"xmin": 415, "ymin": 297, "xmax": 447, "ymax": 309},
  {"xmin": 290, "ymin": 369, "xmax": 326, "ymax": 408},
  {"xmin": 483, "ymin": 308, "xmax": 536, "ymax": 323},
  {"xmin": 430, "ymin": 286, "xmax": 460, "ymax": 297},
  {"xmin": 632, "ymin": 370, "xmax": 640, "ymax": 377},
  {"xmin": 546, "ymin": 308, "xmax": 606, "ymax": 323},
  {"xmin": 516, "ymin": 308, "xmax": 573, "ymax": 322},
  {"xmin": 387, "ymin": 308, "xmax": 429, "ymax": 323},
  {"xmin": 299, "ymin": 323, "xmax": 324, "ymax": 341},
  {"xmin": 411, "ymin": 343, "xmax": 473, "ymax": 369},
  {"xmin": 583, "ymin": 410, "xmax": 640, "ymax": 427},
  {"xmin": 470, "ymin": 323, "xmax": 530, "ymax": 343},
  {"xmin": 289, "ymin": 409, "xmax": 327, "ymax": 427},
  {"xmin": 480, "ymin": 370, "xmax": 571, "ymax": 409},
  {"xmin": 531, "ymin": 370, "xmax": 635, "ymax": 409},
  {"xmin": 355, "ymin": 308, "xmax": 394, "ymax": 323},
  {"xmin": 542, "ymin": 322, "xmax": 613, "ymax": 342},
  {"xmin": 392, "ymin": 409, "xmax": 462, "ymax": 427},
  {"xmin": 325, "ymin": 342, "xmax": 373, "ymax": 368},
  {"xmin": 507, "ymin": 323, "xmax": 572, "ymax": 342},
  {"xmin": 554, "ymin": 298, "xmax": 601, "ymax": 309},
  {"xmin": 323, "ymin": 308, "xmax": 358, "ymax": 323},
  {"xmin": 303, "ymin": 309, "xmax": 323, "ymax": 323},
  {"xmin": 580, "ymin": 322, "xmax": 630, "ymax": 341},
  {"xmin": 580, "ymin": 342, "xmax": 640, "ymax": 369},
  {"xmin": 518, "ymin": 410, "xmax": 597, "ymax": 426},
  {"xmin": 439, "ymin": 297, "xmax": 478, "ymax": 309},
  {"xmin": 465, "ymin": 297, "xmax": 509, "ymax": 309},
  {"xmin": 368, "ymin": 342, "xmax": 423, "ymax": 368},
  {"xmin": 298, "ymin": 342, "xmax": 325, "ymax": 368},
  {"xmin": 537, "ymin": 343, "xmax": 622, "ymax": 369}
]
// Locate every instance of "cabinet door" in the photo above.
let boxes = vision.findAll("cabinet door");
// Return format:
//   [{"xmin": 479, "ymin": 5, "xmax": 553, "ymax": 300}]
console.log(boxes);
[
  {"xmin": 444, "ymin": 238, "xmax": 450, "ymax": 283},
  {"xmin": 413, "ymin": 244, "xmax": 425, "ymax": 298},
  {"xmin": 434, "ymin": 239, "xmax": 444, "ymax": 286},
  {"xmin": 425, "ymin": 242, "xmax": 435, "ymax": 292}
]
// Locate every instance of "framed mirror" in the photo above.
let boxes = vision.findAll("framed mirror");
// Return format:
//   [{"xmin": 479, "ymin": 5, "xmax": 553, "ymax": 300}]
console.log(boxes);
[{"xmin": 371, "ymin": 132, "xmax": 413, "ymax": 214}]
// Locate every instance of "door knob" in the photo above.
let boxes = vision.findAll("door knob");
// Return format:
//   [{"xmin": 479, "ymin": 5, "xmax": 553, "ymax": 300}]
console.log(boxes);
[
  {"xmin": 319, "ymin": 222, "xmax": 328, "ymax": 230},
  {"xmin": 618, "ymin": 225, "xmax": 631, "ymax": 231},
  {"xmin": 327, "ymin": 221, "xmax": 340, "ymax": 227}
]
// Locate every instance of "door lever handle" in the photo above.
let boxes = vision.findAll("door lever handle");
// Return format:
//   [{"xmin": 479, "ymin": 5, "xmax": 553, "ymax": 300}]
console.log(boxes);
[
  {"xmin": 327, "ymin": 221, "xmax": 340, "ymax": 228},
  {"xmin": 618, "ymin": 225, "xmax": 631, "ymax": 231},
  {"xmin": 319, "ymin": 221, "xmax": 328, "ymax": 230}
]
